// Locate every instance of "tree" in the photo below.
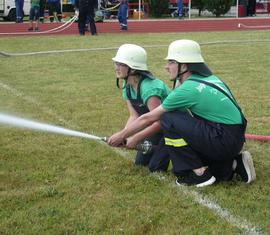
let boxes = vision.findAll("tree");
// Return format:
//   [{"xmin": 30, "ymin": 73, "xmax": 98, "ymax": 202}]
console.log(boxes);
[{"xmin": 202, "ymin": 0, "xmax": 234, "ymax": 17}]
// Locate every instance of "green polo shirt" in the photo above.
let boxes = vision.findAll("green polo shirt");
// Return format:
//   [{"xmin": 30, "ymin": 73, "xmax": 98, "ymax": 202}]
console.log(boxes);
[
  {"xmin": 122, "ymin": 76, "xmax": 170, "ymax": 104},
  {"xmin": 31, "ymin": 0, "xmax": 40, "ymax": 7},
  {"xmin": 162, "ymin": 74, "xmax": 242, "ymax": 124}
]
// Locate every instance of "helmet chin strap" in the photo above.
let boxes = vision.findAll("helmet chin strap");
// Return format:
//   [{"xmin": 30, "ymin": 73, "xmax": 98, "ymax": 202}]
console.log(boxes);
[{"xmin": 173, "ymin": 63, "xmax": 188, "ymax": 89}]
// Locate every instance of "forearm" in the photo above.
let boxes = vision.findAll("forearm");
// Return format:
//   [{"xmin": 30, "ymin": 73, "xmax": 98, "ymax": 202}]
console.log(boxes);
[
  {"xmin": 108, "ymin": 105, "xmax": 165, "ymax": 147},
  {"xmin": 125, "ymin": 115, "xmax": 138, "ymax": 128},
  {"xmin": 121, "ymin": 112, "xmax": 156, "ymax": 139},
  {"xmin": 131, "ymin": 121, "xmax": 161, "ymax": 143}
]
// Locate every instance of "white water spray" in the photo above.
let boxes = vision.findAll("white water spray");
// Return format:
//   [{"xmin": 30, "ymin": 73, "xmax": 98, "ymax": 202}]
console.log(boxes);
[{"xmin": 0, "ymin": 113, "xmax": 106, "ymax": 141}]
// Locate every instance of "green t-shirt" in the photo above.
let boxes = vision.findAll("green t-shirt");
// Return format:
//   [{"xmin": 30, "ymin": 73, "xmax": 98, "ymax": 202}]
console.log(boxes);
[
  {"xmin": 31, "ymin": 0, "xmax": 40, "ymax": 8},
  {"xmin": 161, "ymin": 74, "xmax": 242, "ymax": 124},
  {"xmin": 122, "ymin": 76, "xmax": 170, "ymax": 104}
]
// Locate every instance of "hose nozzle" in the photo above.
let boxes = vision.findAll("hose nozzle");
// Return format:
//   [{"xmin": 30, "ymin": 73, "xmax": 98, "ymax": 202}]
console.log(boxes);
[{"xmin": 136, "ymin": 140, "xmax": 153, "ymax": 155}]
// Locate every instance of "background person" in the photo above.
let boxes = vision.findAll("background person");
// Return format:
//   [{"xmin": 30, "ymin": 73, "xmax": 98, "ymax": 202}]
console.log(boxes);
[
  {"xmin": 247, "ymin": 0, "xmax": 256, "ymax": 16},
  {"xmin": 39, "ymin": 0, "xmax": 46, "ymax": 23},
  {"xmin": 15, "ymin": 0, "xmax": 24, "ymax": 23},
  {"xmin": 110, "ymin": 44, "xmax": 170, "ymax": 172},
  {"xmin": 28, "ymin": 0, "xmax": 40, "ymax": 31},
  {"xmin": 75, "ymin": 0, "xmax": 97, "ymax": 35},
  {"xmin": 47, "ymin": 0, "xmax": 62, "ymax": 22},
  {"xmin": 118, "ymin": 0, "xmax": 128, "ymax": 30},
  {"xmin": 177, "ymin": 0, "xmax": 183, "ymax": 19},
  {"xmin": 108, "ymin": 39, "xmax": 256, "ymax": 187}
]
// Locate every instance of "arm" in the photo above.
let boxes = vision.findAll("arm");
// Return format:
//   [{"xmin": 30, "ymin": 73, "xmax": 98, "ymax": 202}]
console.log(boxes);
[
  {"xmin": 106, "ymin": 100, "xmax": 138, "ymax": 146},
  {"xmin": 125, "ymin": 100, "xmax": 139, "ymax": 128},
  {"xmin": 126, "ymin": 96, "xmax": 162, "ymax": 148},
  {"xmin": 108, "ymin": 105, "xmax": 166, "ymax": 147}
]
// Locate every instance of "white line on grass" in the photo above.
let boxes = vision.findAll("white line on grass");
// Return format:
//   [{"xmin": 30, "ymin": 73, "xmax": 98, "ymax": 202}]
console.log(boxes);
[
  {"xmin": 1, "ymin": 40, "xmax": 270, "ymax": 57},
  {"xmin": 0, "ymin": 81, "xmax": 265, "ymax": 235},
  {"xmin": 174, "ymin": 184, "xmax": 264, "ymax": 235},
  {"xmin": 0, "ymin": 81, "xmax": 129, "ymax": 156},
  {"xmin": 0, "ymin": 82, "xmax": 74, "ymax": 128}
]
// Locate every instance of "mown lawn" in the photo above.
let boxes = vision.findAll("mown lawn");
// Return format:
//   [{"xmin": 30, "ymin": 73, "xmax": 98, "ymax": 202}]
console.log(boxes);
[{"xmin": 0, "ymin": 30, "xmax": 270, "ymax": 234}]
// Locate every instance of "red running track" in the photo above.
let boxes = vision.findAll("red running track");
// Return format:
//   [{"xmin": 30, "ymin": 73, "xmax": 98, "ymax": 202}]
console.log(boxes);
[{"xmin": 0, "ymin": 17, "xmax": 270, "ymax": 36}]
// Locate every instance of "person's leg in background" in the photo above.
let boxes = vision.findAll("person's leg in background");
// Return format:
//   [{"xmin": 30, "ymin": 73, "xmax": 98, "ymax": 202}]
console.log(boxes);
[
  {"xmin": 117, "ymin": 5, "xmax": 123, "ymax": 29},
  {"xmin": 28, "ymin": 8, "xmax": 34, "ymax": 30},
  {"xmin": 15, "ymin": 0, "xmax": 24, "ymax": 23},
  {"xmin": 34, "ymin": 6, "xmax": 40, "ymax": 30},
  {"xmin": 88, "ymin": 7, "xmax": 97, "ymax": 35},
  {"xmin": 39, "ymin": 0, "xmax": 46, "ymax": 23},
  {"xmin": 48, "ymin": 2, "xmax": 55, "ymax": 22},
  {"xmin": 56, "ymin": 0, "xmax": 62, "ymax": 22},
  {"xmin": 118, "ymin": 2, "xmax": 128, "ymax": 30},
  {"xmin": 78, "ymin": 8, "xmax": 87, "ymax": 35},
  {"xmin": 176, "ymin": 0, "xmax": 183, "ymax": 19}
]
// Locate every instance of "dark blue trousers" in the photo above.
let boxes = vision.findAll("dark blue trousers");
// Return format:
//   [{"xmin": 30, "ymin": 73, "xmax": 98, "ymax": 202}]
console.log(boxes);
[
  {"xmin": 118, "ymin": 3, "xmax": 128, "ymax": 27},
  {"xmin": 135, "ymin": 132, "xmax": 170, "ymax": 172},
  {"xmin": 15, "ymin": 0, "xmax": 24, "ymax": 22},
  {"xmin": 78, "ymin": 7, "xmax": 97, "ymax": 35},
  {"xmin": 160, "ymin": 111, "xmax": 246, "ymax": 181}
]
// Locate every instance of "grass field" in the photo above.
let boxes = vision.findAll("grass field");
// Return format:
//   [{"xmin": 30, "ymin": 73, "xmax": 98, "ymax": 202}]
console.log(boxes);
[{"xmin": 1, "ymin": 30, "xmax": 270, "ymax": 235}]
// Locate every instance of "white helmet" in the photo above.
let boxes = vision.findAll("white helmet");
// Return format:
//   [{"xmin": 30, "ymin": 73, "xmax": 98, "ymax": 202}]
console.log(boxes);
[
  {"xmin": 112, "ymin": 44, "xmax": 148, "ymax": 71},
  {"xmin": 165, "ymin": 39, "xmax": 204, "ymax": 63}
]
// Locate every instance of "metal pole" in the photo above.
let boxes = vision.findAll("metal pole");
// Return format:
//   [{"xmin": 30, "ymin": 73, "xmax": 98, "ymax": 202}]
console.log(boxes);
[
  {"xmin": 236, "ymin": 0, "xmax": 239, "ymax": 18},
  {"xmin": 139, "ymin": 0, "xmax": 141, "ymax": 20},
  {"xmin": 189, "ymin": 0, "xmax": 191, "ymax": 19}
]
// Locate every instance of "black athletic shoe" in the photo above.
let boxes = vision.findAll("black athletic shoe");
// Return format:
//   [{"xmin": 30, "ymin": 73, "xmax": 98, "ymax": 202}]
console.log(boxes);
[
  {"xmin": 28, "ymin": 27, "xmax": 33, "ymax": 31},
  {"xmin": 235, "ymin": 151, "xmax": 256, "ymax": 183},
  {"xmin": 176, "ymin": 168, "xmax": 216, "ymax": 187},
  {"xmin": 121, "ymin": 26, "xmax": 128, "ymax": 30}
]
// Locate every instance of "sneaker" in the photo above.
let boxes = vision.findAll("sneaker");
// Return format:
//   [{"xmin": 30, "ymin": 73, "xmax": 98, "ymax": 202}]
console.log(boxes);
[
  {"xmin": 121, "ymin": 25, "xmax": 128, "ymax": 31},
  {"xmin": 235, "ymin": 151, "xmax": 256, "ymax": 183},
  {"xmin": 34, "ymin": 27, "xmax": 39, "ymax": 31},
  {"xmin": 176, "ymin": 168, "xmax": 216, "ymax": 187},
  {"xmin": 28, "ymin": 27, "xmax": 33, "ymax": 31}
]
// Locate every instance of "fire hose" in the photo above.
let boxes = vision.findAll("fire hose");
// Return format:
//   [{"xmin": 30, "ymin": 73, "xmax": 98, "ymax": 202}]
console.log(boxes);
[
  {"xmin": 245, "ymin": 134, "xmax": 270, "ymax": 142},
  {"xmin": 0, "ymin": 113, "xmax": 268, "ymax": 158}
]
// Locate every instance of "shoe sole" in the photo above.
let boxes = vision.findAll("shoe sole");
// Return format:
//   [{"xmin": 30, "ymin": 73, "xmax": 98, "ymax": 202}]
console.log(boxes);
[
  {"xmin": 196, "ymin": 176, "xmax": 216, "ymax": 187},
  {"xmin": 175, "ymin": 176, "xmax": 216, "ymax": 188},
  {"xmin": 242, "ymin": 151, "xmax": 256, "ymax": 183}
]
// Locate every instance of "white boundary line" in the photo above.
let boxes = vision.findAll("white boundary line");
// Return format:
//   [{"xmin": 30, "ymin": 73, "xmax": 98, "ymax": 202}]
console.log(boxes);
[
  {"xmin": 0, "ymin": 81, "xmax": 265, "ymax": 235},
  {"xmin": 1, "ymin": 40, "xmax": 270, "ymax": 57},
  {"xmin": 0, "ymin": 81, "xmax": 128, "ymax": 155},
  {"xmin": 0, "ymin": 82, "xmax": 74, "ymax": 128},
  {"xmin": 174, "ymin": 185, "xmax": 264, "ymax": 235}
]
